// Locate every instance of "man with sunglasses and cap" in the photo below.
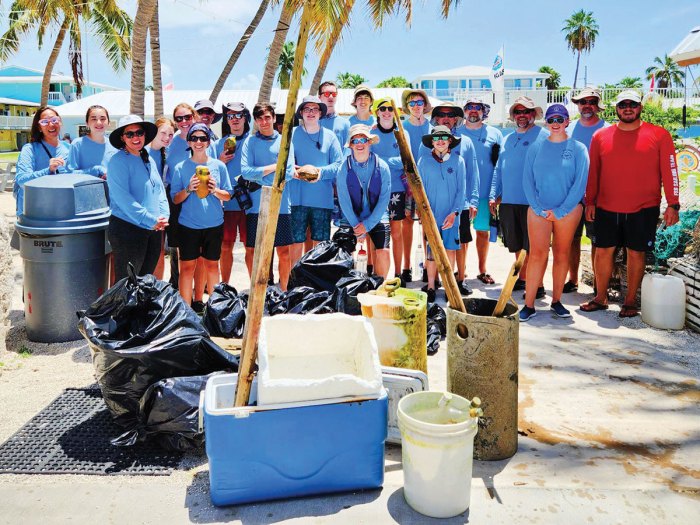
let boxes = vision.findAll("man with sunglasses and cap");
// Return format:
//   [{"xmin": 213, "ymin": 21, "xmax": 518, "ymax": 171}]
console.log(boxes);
[
  {"xmin": 581, "ymin": 90, "xmax": 680, "ymax": 319},
  {"xmin": 564, "ymin": 87, "xmax": 610, "ymax": 295},
  {"xmin": 336, "ymin": 124, "xmax": 392, "ymax": 278},
  {"xmin": 417, "ymin": 126, "xmax": 466, "ymax": 303},
  {"xmin": 194, "ymin": 99, "xmax": 222, "ymax": 140},
  {"xmin": 349, "ymin": 85, "xmax": 376, "ymax": 127},
  {"xmin": 289, "ymin": 95, "xmax": 344, "ymax": 266},
  {"xmin": 318, "ymin": 80, "xmax": 351, "ymax": 149},
  {"xmin": 456, "ymin": 97, "xmax": 503, "ymax": 288}
]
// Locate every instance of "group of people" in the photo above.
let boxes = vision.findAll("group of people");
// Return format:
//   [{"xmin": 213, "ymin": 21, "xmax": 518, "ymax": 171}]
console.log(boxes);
[{"xmin": 14, "ymin": 82, "xmax": 680, "ymax": 321}]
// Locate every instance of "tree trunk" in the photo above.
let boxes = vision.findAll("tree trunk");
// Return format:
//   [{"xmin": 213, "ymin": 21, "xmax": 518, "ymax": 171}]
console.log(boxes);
[
  {"xmin": 257, "ymin": 1, "xmax": 293, "ymax": 104},
  {"xmin": 573, "ymin": 50, "xmax": 581, "ymax": 90},
  {"xmin": 210, "ymin": 0, "xmax": 270, "ymax": 103},
  {"xmin": 308, "ymin": 0, "xmax": 354, "ymax": 95},
  {"xmin": 130, "ymin": 0, "xmax": 157, "ymax": 117},
  {"xmin": 41, "ymin": 18, "xmax": 70, "ymax": 107},
  {"xmin": 150, "ymin": 0, "xmax": 163, "ymax": 118}
]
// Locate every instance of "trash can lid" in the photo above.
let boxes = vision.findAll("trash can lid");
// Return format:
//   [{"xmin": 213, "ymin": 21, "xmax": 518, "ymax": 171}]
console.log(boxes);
[{"xmin": 16, "ymin": 174, "xmax": 111, "ymax": 235}]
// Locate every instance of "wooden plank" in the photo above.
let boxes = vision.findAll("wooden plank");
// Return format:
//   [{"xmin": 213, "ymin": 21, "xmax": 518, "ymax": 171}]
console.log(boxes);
[{"xmin": 493, "ymin": 250, "xmax": 525, "ymax": 317}]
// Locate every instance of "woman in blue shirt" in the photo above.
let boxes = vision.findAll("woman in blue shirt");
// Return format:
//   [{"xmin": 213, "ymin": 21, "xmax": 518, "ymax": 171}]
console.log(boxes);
[
  {"xmin": 15, "ymin": 106, "xmax": 70, "ymax": 216},
  {"xmin": 67, "ymin": 105, "xmax": 116, "ymax": 178},
  {"xmin": 520, "ymin": 104, "xmax": 589, "ymax": 322},
  {"xmin": 106, "ymin": 115, "xmax": 169, "ymax": 282}
]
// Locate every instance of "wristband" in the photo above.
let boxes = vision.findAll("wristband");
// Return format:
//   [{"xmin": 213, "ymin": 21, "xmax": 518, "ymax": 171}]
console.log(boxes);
[
  {"xmin": 669, "ymin": 203, "xmax": 680, "ymax": 211},
  {"xmin": 185, "ymin": 187, "xmax": 192, "ymax": 195}
]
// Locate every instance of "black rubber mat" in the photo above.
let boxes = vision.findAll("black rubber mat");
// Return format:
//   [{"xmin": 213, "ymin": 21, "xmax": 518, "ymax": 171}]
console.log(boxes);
[{"xmin": 0, "ymin": 386, "xmax": 182, "ymax": 475}]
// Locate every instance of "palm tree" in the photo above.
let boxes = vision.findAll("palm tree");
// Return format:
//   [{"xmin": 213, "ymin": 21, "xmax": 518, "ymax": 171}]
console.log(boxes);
[
  {"xmin": 645, "ymin": 54, "xmax": 684, "ymax": 89},
  {"xmin": 0, "ymin": 0, "xmax": 132, "ymax": 107},
  {"xmin": 210, "ymin": 0, "xmax": 271, "ymax": 103},
  {"xmin": 618, "ymin": 76, "xmax": 642, "ymax": 89},
  {"xmin": 149, "ymin": 0, "xmax": 163, "ymax": 118},
  {"xmin": 276, "ymin": 40, "xmax": 306, "ymax": 89},
  {"xmin": 130, "ymin": 0, "xmax": 157, "ymax": 117},
  {"xmin": 562, "ymin": 9, "xmax": 599, "ymax": 90},
  {"xmin": 538, "ymin": 66, "xmax": 561, "ymax": 90},
  {"xmin": 336, "ymin": 72, "xmax": 367, "ymax": 89},
  {"xmin": 308, "ymin": 0, "xmax": 355, "ymax": 94},
  {"xmin": 376, "ymin": 76, "xmax": 411, "ymax": 88},
  {"xmin": 258, "ymin": 0, "xmax": 293, "ymax": 103}
]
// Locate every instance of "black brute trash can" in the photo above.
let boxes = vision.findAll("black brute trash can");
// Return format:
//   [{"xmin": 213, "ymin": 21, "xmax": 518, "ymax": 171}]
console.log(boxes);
[{"xmin": 16, "ymin": 174, "xmax": 111, "ymax": 342}]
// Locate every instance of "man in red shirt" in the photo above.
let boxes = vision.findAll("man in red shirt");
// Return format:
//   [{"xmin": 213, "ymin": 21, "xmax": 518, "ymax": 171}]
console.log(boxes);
[{"xmin": 580, "ymin": 90, "xmax": 680, "ymax": 318}]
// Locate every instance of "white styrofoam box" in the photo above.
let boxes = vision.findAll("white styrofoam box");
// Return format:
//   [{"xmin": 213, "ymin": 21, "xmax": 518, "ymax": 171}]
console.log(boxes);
[
  {"xmin": 257, "ymin": 313, "xmax": 384, "ymax": 405},
  {"xmin": 381, "ymin": 366, "xmax": 429, "ymax": 444}
]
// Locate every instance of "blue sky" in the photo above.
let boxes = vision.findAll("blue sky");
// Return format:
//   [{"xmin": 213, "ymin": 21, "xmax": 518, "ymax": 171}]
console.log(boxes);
[{"xmin": 1, "ymin": 0, "xmax": 699, "ymax": 91}]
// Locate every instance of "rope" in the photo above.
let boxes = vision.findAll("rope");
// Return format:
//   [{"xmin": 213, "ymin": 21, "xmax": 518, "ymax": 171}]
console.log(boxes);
[{"xmin": 654, "ymin": 210, "xmax": 700, "ymax": 266}]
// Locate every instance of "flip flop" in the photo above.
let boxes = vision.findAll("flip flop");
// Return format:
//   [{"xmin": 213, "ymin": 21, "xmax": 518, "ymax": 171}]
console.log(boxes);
[
  {"xmin": 619, "ymin": 305, "xmax": 640, "ymax": 318},
  {"xmin": 477, "ymin": 273, "xmax": 495, "ymax": 285},
  {"xmin": 580, "ymin": 299, "xmax": 609, "ymax": 312}
]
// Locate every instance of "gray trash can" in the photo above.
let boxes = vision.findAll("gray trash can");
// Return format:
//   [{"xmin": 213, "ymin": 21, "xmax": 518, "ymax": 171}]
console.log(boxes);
[{"xmin": 15, "ymin": 174, "xmax": 110, "ymax": 343}]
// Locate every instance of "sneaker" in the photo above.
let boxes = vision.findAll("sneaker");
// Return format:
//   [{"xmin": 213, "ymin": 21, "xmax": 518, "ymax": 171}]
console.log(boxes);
[
  {"xmin": 519, "ymin": 305, "xmax": 537, "ymax": 322},
  {"xmin": 191, "ymin": 300, "xmax": 205, "ymax": 315},
  {"xmin": 458, "ymin": 280, "xmax": 473, "ymax": 296},
  {"xmin": 426, "ymin": 288, "xmax": 436, "ymax": 303},
  {"xmin": 513, "ymin": 278, "xmax": 526, "ymax": 292},
  {"xmin": 550, "ymin": 301, "xmax": 572, "ymax": 318},
  {"xmin": 401, "ymin": 268, "xmax": 413, "ymax": 283},
  {"xmin": 367, "ymin": 264, "xmax": 374, "ymax": 277},
  {"xmin": 523, "ymin": 286, "xmax": 545, "ymax": 300},
  {"xmin": 562, "ymin": 281, "xmax": 578, "ymax": 293}
]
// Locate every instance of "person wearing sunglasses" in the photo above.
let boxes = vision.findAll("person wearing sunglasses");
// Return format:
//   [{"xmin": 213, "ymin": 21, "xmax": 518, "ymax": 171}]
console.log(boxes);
[
  {"xmin": 564, "ymin": 87, "xmax": 611, "ymax": 296},
  {"xmin": 371, "ymin": 97, "xmax": 413, "ymax": 284},
  {"xmin": 519, "ymin": 104, "xmax": 589, "ymax": 322},
  {"xmin": 489, "ymin": 96, "xmax": 548, "ymax": 298},
  {"xmin": 194, "ymin": 99, "xmax": 222, "ymax": 140},
  {"xmin": 170, "ymin": 123, "xmax": 232, "ymax": 309},
  {"xmin": 581, "ymin": 90, "xmax": 680, "ymax": 319},
  {"xmin": 318, "ymin": 80, "xmax": 351, "ymax": 149},
  {"xmin": 336, "ymin": 124, "xmax": 392, "ymax": 278},
  {"xmin": 67, "ymin": 105, "xmax": 117, "ymax": 180},
  {"xmin": 416, "ymin": 126, "xmax": 466, "ymax": 303},
  {"xmin": 349, "ymin": 85, "xmax": 376, "ymax": 127},
  {"xmin": 15, "ymin": 107, "xmax": 70, "ymax": 216},
  {"xmin": 240, "ymin": 103, "xmax": 295, "ymax": 290},
  {"xmin": 106, "ymin": 115, "xmax": 169, "ymax": 282},
  {"xmin": 456, "ymin": 97, "xmax": 504, "ymax": 290},
  {"xmin": 215, "ymin": 102, "xmax": 252, "ymax": 281},
  {"xmin": 289, "ymin": 96, "xmax": 344, "ymax": 266}
]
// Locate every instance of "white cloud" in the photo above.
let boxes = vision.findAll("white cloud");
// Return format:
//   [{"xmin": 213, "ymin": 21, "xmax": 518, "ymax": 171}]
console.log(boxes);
[
  {"xmin": 229, "ymin": 73, "xmax": 260, "ymax": 90},
  {"xmin": 121, "ymin": 0, "xmax": 261, "ymax": 32}
]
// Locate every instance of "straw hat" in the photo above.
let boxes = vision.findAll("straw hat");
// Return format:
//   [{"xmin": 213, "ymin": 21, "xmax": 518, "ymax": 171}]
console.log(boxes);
[
  {"xmin": 401, "ymin": 89, "xmax": 432, "ymax": 114},
  {"xmin": 508, "ymin": 96, "xmax": 543, "ymax": 121},
  {"xmin": 109, "ymin": 114, "xmax": 158, "ymax": 149},
  {"xmin": 571, "ymin": 87, "xmax": 606, "ymax": 109}
]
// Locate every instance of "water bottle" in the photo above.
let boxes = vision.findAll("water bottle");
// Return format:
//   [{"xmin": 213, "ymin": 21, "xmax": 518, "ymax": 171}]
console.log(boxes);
[
  {"xmin": 355, "ymin": 243, "xmax": 368, "ymax": 274},
  {"xmin": 489, "ymin": 213, "xmax": 499, "ymax": 243},
  {"xmin": 415, "ymin": 242, "xmax": 425, "ymax": 272}
]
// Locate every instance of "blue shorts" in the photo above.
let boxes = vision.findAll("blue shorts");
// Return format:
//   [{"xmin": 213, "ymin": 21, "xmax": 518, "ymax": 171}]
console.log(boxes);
[
  {"xmin": 473, "ymin": 198, "xmax": 491, "ymax": 232},
  {"xmin": 290, "ymin": 205, "xmax": 332, "ymax": 243},
  {"xmin": 427, "ymin": 215, "xmax": 460, "ymax": 259}
]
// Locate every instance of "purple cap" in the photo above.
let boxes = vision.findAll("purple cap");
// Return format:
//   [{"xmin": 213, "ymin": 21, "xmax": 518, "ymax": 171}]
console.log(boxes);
[{"xmin": 545, "ymin": 104, "xmax": 569, "ymax": 120}]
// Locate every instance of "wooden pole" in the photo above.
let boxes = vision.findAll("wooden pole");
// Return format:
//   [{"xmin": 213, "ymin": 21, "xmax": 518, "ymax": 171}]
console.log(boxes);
[
  {"xmin": 234, "ymin": 1, "xmax": 314, "ymax": 407},
  {"xmin": 390, "ymin": 100, "xmax": 467, "ymax": 314},
  {"xmin": 492, "ymin": 250, "xmax": 525, "ymax": 317}
]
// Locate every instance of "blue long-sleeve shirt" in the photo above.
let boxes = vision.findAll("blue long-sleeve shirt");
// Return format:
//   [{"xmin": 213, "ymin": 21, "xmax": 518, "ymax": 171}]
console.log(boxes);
[
  {"xmin": 107, "ymin": 149, "xmax": 169, "ymax": 229},
  {"xmin": 240, "ymin": 131, "xmax": 294, "ymax": 215},
  {"xmin": 166, "ymin": 133, "xmax": 215, "ymax": 185},
  {"xmin": 455, "ymin": 124, "xmax": 503, "ymax": 199},
  {"xmin": 15, "ymin": 140, "xmax": 71, "ymax": 216},
  {"xmin": 349, "ymin": 114, "xmax": 376, "ymax": 127},
  {"xmin": 370, "ymin": 126, "xmax": 409, "ymax": 192},
  {"xmin": 170, "ymin": 157, "xmax": 232, "ymax": 229},
  {"xmin": 336, "ymin": 154, "xmax": 391, "ymax": 232},
  {"xmin": 67, "ymin": 136, "xmax": 117, "ymax": 177},
  {"xmin": 320, "ymin": 114, "xmax": 351, "ymax": 153},
  {"xmin": 567, "ymin": 119, "xmax": 608, "ymax": 150},
  {"xmin": 214, "ymin": 132, "xmax": 249, "ymax": 212},
  {"xmin": 490, "ymin": 125, "xmax": 548, "ymax": 205},
  {"xmin": 523, "ymin": 138, "xmax": 590, "ymax": 219},
  {"xmin": 417, "ymin": 152, "xmax": 466, "ymax": 224},
  {"xmin": 289, "ymin": 126, "xmax": 343, "ymax": 209},
  {"xmin": 147, "ymin": 145, "xmax": 169, "ymax": 185},
  {"xmin": 403, "ymin": 120, "xmax": 430, "ymax": 162}
]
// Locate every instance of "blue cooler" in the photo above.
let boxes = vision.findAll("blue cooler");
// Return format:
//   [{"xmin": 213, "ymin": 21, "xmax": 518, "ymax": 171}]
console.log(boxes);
[{"xmin": 204, "ymin": 374, "xmax": 388, "ymax": 506}]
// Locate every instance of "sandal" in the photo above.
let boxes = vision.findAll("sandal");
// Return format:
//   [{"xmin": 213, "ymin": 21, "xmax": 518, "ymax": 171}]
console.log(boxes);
[
  {"xmin": 580, "ymin": 299, "xmax": 609, "ymax": 312},
  {"xmin": 619, "ymin": 304, "xmax": 640, "ymax": 318},
  {"xmin": 477, "ymin": 273, "xmax": 495, "ymax": 285}
]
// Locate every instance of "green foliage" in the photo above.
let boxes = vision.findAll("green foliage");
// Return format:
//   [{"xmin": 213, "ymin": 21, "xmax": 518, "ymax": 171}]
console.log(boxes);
[
  {"xmin": 599, "ymin": 99, "xmax": 700, "ymax": 140},
  {"xmin": 646, "ymin": 55, "xmax": 684, "ymax": 89},
  {"xmin": 618, "ymin": 76, "xmax": 643, "ymax": 88},
  {"xmin": 18, "ymin": 346, "xmax": 33, "ymax": 358},
  {"xmin": 276, "ymin": 41, "xmax": 307, "ymax": 89},
  {"xmin": 336, "ymin": 72, "xmax": 368, "ymax": 89},
  {"xmin": 376, "ymin": 76, "xmax": 411, "ymax": 88},
  {"xmin": 538, "ymin": 66, "xmax": 562, "ymax": 90},
  {"xmin": 562, "ymin": 10, "xmax": 599, "ymax": 54}
]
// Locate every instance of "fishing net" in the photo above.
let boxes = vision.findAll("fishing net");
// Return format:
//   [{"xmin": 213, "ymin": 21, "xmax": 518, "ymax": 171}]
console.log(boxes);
[{"xmin": 654, "ymin": 210, "xmax": 700, "ymax": 265}]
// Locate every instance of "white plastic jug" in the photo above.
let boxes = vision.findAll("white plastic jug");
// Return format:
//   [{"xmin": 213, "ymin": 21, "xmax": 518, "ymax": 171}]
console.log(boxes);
[
  {"xmin": 398, "ymin": 391, "xmax": 478, "ymax": 519},
  {"xmin": 641, "ymin": 273, "xmax": 686, "ymax": 330}
]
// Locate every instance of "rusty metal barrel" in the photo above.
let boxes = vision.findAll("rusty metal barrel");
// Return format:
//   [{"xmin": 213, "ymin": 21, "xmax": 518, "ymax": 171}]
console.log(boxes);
[{"xmin": 446, "ymin": 298, "xmax": 519, "ymax": 460}]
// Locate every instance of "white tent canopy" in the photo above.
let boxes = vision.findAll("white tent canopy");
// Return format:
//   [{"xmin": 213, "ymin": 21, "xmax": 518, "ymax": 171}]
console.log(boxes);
[{"xmin": 670, "ymin": 26, "xmax": 700, "ymax": 66}]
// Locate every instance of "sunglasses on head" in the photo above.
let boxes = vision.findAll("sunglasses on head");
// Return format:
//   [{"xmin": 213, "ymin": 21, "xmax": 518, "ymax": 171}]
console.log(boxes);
[
  {"xmin": 434, "ymin": 112, "xmax": 456, "ymax": 118},
  {"xmin": 432, "ymin": 135, "xmax": 450, "ymax": 142},
  {"xmin": 617, "ymin": 101, "xmax": 640, "ymax": 109},
  {"xmin": 577, "ymin": 98, "xmax": 598, "ymax": 106},
  {"xmin": 198, "ymin": 108, "xmax": 215, "ymax": 115},
  {"xmin": 320, "ymin": 91, "xmax": 338, "ymax": 98},
  {"xmin": 465, "ymin": 103, "xmax": 483, "ymax": 111},
  {"xmin": 513, "ymin": 108, "xmax": 533, "ymax": 116},
  {"xmin": 377, "ymin": 106, "xmax": 394, "ymax": 113},
  {"xmin": 546, "ymin": 117, "xmax": 566, "ymax": 124},
  {"xmin": 174, "ymin": 114, "xmax": 194, "ymax": 123},
  {"xmin": 189, "ymin": 135, "xmax": 210, "ymax": 143},
  {"xmin": 123, "ymin": 129, "xmax": 145, "ymax": 139},
  {"xmin": 350, "ymin": 137, "xmax": 370, "ymax": 145},
  {"xmin": 226, "ymin": 113, "xmax": 245, "ymax": 120},
  {"xmin": 39, "ymin": 117, "xmax": 61, "ymax": 126},
  {"xmin": 407, "ymin": 100, "xmax": 425, "ymax": 108}
]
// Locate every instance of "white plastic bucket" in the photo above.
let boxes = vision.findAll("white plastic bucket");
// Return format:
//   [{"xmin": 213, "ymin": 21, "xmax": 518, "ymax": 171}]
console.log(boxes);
[
  {"xmin": 397, "ymin": 391, "xmax": 478, "ymax": 518},
  {"xmin": 641, "ymin": 273, "xmax": 686, "ymax": 330}
]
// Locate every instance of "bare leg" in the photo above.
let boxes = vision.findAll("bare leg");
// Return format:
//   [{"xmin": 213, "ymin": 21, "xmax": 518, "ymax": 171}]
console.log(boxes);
[
  {"xmin": 427, "ymin": 259, "xmax": 437, "ymax": 289},
  {"xmin": 592, "ymin": 247, "xmax": 616, "ymax": 305},
  {"xmin": 220, "ymin": 241, "xmax": 234, "ymax": 284},
  {"xmin": 550, "ymin": 206, "xmax": 583, "ymax": 302},
  {"xmin": 401, "ymin": 216, "xmax": 414, "ymax": 274},
  {"xmin": 390, "ymin": 221, "xmax": 402, "ymax": 276},
  {"xmin": 568, "ymin": 234, "xmax": 582, "ymax": 285},
  {"xmin": 624, "ymin": 249, "xmax": 646, "ymax": 306},
  {"xmin": 245, "ymin": 247, "xmax": 254, "ymax": 277},
  {"xmin": 204, "ymin": 258, "xmax": 220, "ymax": 295},
  {"xmin": 374, "ymin": 248, "xmax": 391, "ymax": 279},
  {"xmin": 277, "ymin": 246, "xmax": 291, "ymax": 291},
  {"xmin": 525, "ymin": 210, "xmax": 553, "ymax": 308},
  {"xmin": 303, "ymin": 229, "xmax": 313, "ymax": 253},
  {"xmin": 178, "ymin": 259, "xmax": 197, "ymax": 306},
  {"xmin": 475, "ymin": 230, "xmax": 490, "ymax": 275},
  {"xmin": 194, "ymin": 258, "xmax": 206, "ymax": 301},
  {"xmin": 289, "ymin": 242, "xmax": 304, "ymax": 268},
  {"xmin": 456, "ymin": 243, "xmax": 467, "ymax": 281}
]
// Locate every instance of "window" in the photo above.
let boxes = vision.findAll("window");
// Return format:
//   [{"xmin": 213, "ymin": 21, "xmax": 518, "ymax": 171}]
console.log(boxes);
[{"xmin": 421, "ymin": 80, "xmax": 433, "ymax": 90}]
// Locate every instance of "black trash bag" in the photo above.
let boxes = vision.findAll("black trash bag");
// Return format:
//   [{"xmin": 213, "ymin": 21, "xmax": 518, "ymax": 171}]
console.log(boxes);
[
  {"xmin": 288, "ymin": 239, "xmax": 354, "ymax": 291},
  {"xmin": 426, "ymin": 302, "xmax": 447, "ymax": 356},
  {"xmin": 111, "ymin": 373, "xmax": 221, "ymax": 451},
  {"xmin": 332, "ymin": 271, "xmax": 384, "ymax": 315},
  {"xmin": 77, "ymin": 269, "xmax": 239, "ymax": 432},
  {"xmin": 202, "ymin": 283, "xmax": 247, "ymax": 338},
  {"xmin": 265, "ymin": 285, "xmax": 287, "ymax": 315},
  {"xmin": 332, "ymin": 225, "xmax": 357, "ymax": 254},
  {"xmin": 427, "ymin": 322, "xmax": 441, "ymax": 356},
  {"xmin": 287, "ymin": 289, "xmax": 335, "ymax": 315}
]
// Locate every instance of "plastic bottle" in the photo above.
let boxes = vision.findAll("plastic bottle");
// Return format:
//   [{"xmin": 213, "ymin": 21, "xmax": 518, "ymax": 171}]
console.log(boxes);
[
  {"xmin": 355, "ymin": 243, "xmax": 368, "ymax": 274},
  {"xmin": 489, "ymin": 214, "xmax": 499, "ymax": 243},
  {"xmin": 415, "ymin": 242, "xmax": 425, "ymax": 272}
]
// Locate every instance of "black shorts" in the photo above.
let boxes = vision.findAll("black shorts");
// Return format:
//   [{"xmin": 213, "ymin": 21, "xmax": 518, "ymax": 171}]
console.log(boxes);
[
  {"xmin": 499, "ymin": 203, "xmax": 530, "ymax": 253},
  {"xmin": 245, "ymin": 213, "xmax": 294, "ymax": 248},
  {"xmin": 584, "ymin": 220, "xmax": 595, "ymax": 239},
  {"xmin": 459, "ymin": 210, "xmax": 473, "ymax": 244},
  {"xmin": 388, "ymin": 191, "xmax": 406, "ymax": 221},
  {"xmin": 164, "ymin": 185, "xmax": 182, "ymax": 248},
  {"xmin": 178, "ymin": 224, "xmax": 224, "ymax": 261},
  {"xmin": 366, "ymin": 221, "xmax": 390, "ymax": 249},
  {"xmin": 592, "ymin": 206, "xmax": 660, "ymax": 252}
]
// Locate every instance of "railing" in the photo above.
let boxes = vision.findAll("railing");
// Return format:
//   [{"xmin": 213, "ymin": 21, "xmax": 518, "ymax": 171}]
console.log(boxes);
[
  {"xmin": 0, "ymin": 115, "xmax": 33, "ymax": 129},
  {"xmin": 47, "ymin": 91, "xmax": 67, "ymax": 104}
]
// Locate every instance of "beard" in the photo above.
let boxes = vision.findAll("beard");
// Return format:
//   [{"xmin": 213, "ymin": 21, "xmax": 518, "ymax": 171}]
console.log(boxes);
[
  {"xmin": 516, "ymin": 117, "xmax": 534, "ymax": 129},
  {"xmin": 580, "ymin": 111, "xmax": 594, "ymax": 119},
  {"xmin": 467, "ymin": 115, "xmax": 481, "ymax": 124},
  {"xmin": 616, "ymin": 108, "xmax": 641, "ymax": 124}
]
